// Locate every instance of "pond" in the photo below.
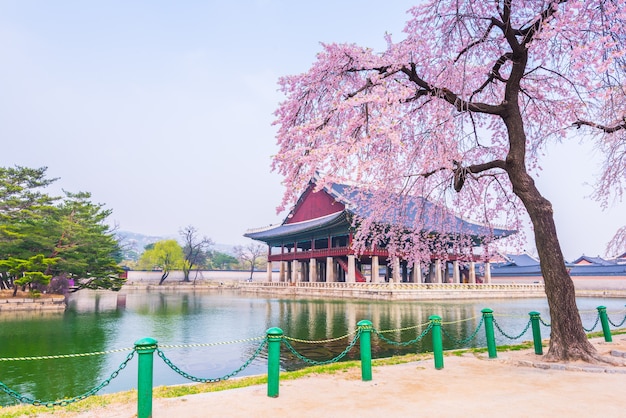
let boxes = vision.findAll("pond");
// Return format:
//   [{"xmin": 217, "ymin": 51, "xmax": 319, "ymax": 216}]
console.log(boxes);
[{"xmin": 0, "ymin": 289, "xmax": 624, "ymax": 405}]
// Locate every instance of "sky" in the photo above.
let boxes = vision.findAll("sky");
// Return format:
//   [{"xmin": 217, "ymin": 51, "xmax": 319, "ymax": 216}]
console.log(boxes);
[{"xmin": 0, "ymin": 1, "xmax": 623, "ymax": 261}]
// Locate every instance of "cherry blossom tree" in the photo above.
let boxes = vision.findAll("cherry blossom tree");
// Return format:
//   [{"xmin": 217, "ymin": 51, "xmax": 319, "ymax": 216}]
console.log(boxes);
[{"xmin": 273, "ymin": 0, "xmax": 625, "ymax": 362}]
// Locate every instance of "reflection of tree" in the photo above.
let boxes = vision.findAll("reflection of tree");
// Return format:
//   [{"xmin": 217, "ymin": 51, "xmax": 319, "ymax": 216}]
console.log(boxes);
[
  {"xmin": 263, "ymin": 299, "xmax": 521, "ymax": 369},
  {"xmin": 0, "ymin": 309, "xmax": 116, "ymax": 404}
]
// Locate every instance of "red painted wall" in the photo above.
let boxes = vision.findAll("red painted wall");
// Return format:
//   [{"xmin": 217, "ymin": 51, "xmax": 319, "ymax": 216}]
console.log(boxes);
[{"xmin": 285, "ymin": 185, "xmax": 345, "ymax": 224}]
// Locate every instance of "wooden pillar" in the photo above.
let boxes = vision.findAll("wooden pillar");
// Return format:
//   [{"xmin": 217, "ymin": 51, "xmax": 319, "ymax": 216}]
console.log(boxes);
[
  {"xmin": 347, "ymin": 255, "xmax": 356, "ymax": 283},
  {"xmin": 453, "ymin": 260, "xmax": 460, "ymax": 284},
  {"xmin": 326, "ymin": 257, "xmax": 335, "ymax": 282},
  {"xmin": 372, "ymin": 256, "xmax": 379, "ymax": 283},
  {"xmin": 469, "ymin": 261, "xmax": 476, "ymax": 284}
]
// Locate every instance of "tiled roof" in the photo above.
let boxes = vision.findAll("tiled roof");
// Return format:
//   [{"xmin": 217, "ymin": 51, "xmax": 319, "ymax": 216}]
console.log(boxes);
[
  {"xmin": 569, "ymin": 255, "xmax": 616, "ymax": 266},
  {"xmin": 245, "ymin": 179, "xmax": 516, "ymax": 243},
  {"xmin": 244, "ymin": 211, "xmax": 347, "ymax": 242},
  {"xmin": 325, "ymin": 182, "xmax": 515, "ymax": 238}
]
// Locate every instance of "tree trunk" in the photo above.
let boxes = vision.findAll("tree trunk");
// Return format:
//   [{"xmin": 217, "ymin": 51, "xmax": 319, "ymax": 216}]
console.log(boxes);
[
  {"xmin": 503, "ymin": 102, "xmax": 596, "ymax": 361},
  {"xmin": 517, "ymin": 179, "xmax": 596, "ymax": 361},
  {"xmin": 158, "ymin": 271, "xmax": 169, "ymax": 286}
]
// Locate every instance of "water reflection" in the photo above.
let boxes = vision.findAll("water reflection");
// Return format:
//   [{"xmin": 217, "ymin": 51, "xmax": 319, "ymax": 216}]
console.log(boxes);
[{"xmin": 0, "ymin": 289, "xmax": 623, "ymax": 405}]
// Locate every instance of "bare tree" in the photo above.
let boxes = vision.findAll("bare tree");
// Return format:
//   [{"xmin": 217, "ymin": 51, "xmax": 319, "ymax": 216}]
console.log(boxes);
[
  {"xmin": 179, "ymin": 225, "xmax": 213, "ymax": 283},
  {"xmin": 234, "ymin": 243, "xmax": 266, "ymax": 281}
]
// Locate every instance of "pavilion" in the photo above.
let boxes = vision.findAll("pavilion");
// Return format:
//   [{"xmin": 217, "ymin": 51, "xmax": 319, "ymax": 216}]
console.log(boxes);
[{"xmin": 244, "ymin": 177, "xmax": 515, "ymax": 285}]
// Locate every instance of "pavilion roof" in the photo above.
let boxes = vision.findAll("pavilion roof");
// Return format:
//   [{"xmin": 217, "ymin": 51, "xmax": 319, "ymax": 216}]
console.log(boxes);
[
  {"xmin": 244, "ymin": 179, "xmax": 516, "ymax": 245},
  {"xmin": 322, "ymin": 182, "xmax": 515, "ymax": 239},
  {"xmin": 244, "ymin": 211, "xmax": 348, "ymax": 243}
]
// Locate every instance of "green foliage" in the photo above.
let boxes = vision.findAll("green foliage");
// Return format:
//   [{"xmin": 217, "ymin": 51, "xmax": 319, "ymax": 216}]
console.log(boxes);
[
  {"xmin": 0, "ymin": 254, "xmax": 56, "ymax": 289},
  {"xmin": 0, "ymin": 166, "xmax": 124, "ymax": 293},
  {"xmin": 137, "ymin": 239, "xmax": 184, "ymax": 284},
  {"xmin": 206, "ymin": 251, "xmax": 239, "ymax": 270}
]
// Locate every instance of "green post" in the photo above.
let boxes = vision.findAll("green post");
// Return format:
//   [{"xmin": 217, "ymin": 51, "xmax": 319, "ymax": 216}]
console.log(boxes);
[
  {"xmin": 357, "ymin": 320, "xmax": 373, "ymax": 381},
  {"xmin": 429, "ymin": 315, "xmax": 444, "ymax": 370},
  {"xmin": 134, "ymin": 337, "xmax": 157, "ymax": 418},
  {"xmin": 597, "ymin": 306, "xmax": 612, "ymax": 342},
  {"xmin": 267, "ymin": 327, "xmax": 283, "ymax": 398},
  {"xmin": 482, "ymin": 308, "xmax": 497, "ymax": 359},
  {"xmin": 529, "ymin": 311, "xmax": 543, "ymax": 355}
]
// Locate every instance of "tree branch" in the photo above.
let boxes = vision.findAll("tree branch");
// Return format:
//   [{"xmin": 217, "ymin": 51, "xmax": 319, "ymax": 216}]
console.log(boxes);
[
  {"xmin": 400, "ymin": 64, "xmax": 505, "ymax": 115},
  {"xmin": 573, "ymin": 118, "xmax": 626, "ymax": 133},
  {"xmin": 518, "ymin": 0, "xmax": 568, "ymax": 48}
]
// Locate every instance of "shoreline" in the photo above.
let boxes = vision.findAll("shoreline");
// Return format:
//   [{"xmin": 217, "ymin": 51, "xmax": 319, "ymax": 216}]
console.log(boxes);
[
  {"xmin": 0, "ymin": 290, "xmax": 66, "ymax": 312},
  {"xmin": 1, "ymin": 281, "xmax": 625, "ymax": 313},
  {"xmin": 4, "ymin": 333, "xmax": 625, "ymax": 418}
]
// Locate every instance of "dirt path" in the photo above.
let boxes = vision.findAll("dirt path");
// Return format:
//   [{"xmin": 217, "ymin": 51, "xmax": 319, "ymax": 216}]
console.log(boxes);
[{"xmin": 21, "ymin": 335, "xmax": 626, "ymax": 418}]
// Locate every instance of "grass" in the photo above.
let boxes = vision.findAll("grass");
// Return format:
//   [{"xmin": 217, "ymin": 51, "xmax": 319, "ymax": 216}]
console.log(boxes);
[{"xmin": 1, "ymin": 328, "xmax": 625, "ymax": 417}]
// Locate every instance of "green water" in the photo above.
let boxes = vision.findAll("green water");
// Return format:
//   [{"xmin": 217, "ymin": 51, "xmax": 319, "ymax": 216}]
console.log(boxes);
[{"xmin": 0, "ymin": 289, "xmax": 623, "ymax": 406}]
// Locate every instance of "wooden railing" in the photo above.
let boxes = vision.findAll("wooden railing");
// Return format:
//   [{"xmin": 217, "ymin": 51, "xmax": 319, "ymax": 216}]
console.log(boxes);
[{"xmin": 268, "ymin": 246, "xmax": 390, "ymax": 262}]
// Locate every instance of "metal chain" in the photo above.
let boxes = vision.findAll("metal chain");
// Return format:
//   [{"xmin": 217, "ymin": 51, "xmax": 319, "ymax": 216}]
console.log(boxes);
[
  {"xmin": 493, "ymin": 318, "xmax": 531, "ymax": 340},
  {"xmin": 539, "ymin": 317, "xmax": 551, "ymax": 327},
  {"xmin": 159, "ymin": 336, "xmax": 265, "ymax": 349},
  {"xmin": 283, "ymin": 330, "xmax": 357, "ymax": 344},
  {"xmin": 375, "ymin": 321, "xmax": 432, "ymax": 334},
  {"xmin": 582, "ymin": 314, "xmax": 600, "ymax": 332},
  {"xmin": 372, "ymin": 323, "xmax": 433, "ymax": 347},
  {"xmin": 607, "ymin": 313, "xmax": 626, "ymax": 328},
  {"xmin": 156, "ymin": 339, "xmax": 267, "ymax": 383},
  {"xmin": 0, "ymin": 347, "xmax": 135, "ymax": 362},
  {"xmin": 441, "ymin": 317, "xmax": 484, "ymax": 347},
  {"xmin": 281, "ymin": 330, "xmax": 361, "ymax": 366},
  {"xmin": 441, "ymin": 315, "xmax": 481, "ymax": 325},
  {"xmin": 0, "ymin": 350, "xmax": 135, "ymax": 407}
]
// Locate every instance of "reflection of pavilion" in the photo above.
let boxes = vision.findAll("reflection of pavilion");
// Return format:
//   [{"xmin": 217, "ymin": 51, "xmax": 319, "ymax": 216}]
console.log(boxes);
[{"xmin": 245, "ymin": 178, "xmax": 515, "ymax": 285}]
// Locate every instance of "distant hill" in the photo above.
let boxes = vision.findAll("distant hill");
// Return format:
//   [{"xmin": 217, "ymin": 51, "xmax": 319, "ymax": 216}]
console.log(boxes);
[
  {"xmin": 116, "ymin": 231, "xmax": 165, "ymax": 261},
  {"xmin": 116, "ymin": 231, "xmax": 236, "ymax": 261}
]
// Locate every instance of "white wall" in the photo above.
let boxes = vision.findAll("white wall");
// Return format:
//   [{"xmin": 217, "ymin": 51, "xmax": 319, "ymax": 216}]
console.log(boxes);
[{"xmin": 126, "ymin": 270, "xmax": 276, "ymax": 283}]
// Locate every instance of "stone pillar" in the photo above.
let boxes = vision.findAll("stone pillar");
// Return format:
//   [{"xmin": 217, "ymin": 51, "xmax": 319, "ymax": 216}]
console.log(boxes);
[
  {"xmin": 412, "ymin": 262, "xmax": 422, "ymax": 283},
  {"xmin": 435, "ymin": 259, "xmax": 442, "ymax": 283},
  {"xmin": 300, "ymin": 261, "xmax": 307, "ymax": 282},
  {"xmin": 292, "ymin": 260, "xmax": 300, "ymax": 282},
  {"xmin": 266, "ymin": 261, "xmax": 273, "ymax": 282},
  {"xmin": 310, "ymin": 258, "xmax": 317, "ymax": 282},
  {"xmin": 279, "ymin": 261, "xmax": 286, "ymax": 282},
  {"xmin": 287, "ymin": 261, "xmax": 292, "ymax": 283},
  {"xmin": 469, "ymin": 261, "xmax": 476, "ymax": 284},
  {"xmin": 453, "ymin": 260, "xmax": 460, "ymax": 284},
  {"xmin": 326, "ymin": 257, "xmax": 335, "ymax": 282},
  {"xmin": 371, "ymin": 256, "xmax": 379, "ymax": 283},
  {"xmin": 392, "ymin": 258, "xmax": 401, "ymax": 283},
  {"xmin": 347, "ymin": 255, "xmax": 356, "ymax": 283},
  {"xmin": 484, "ymin": 262, "xmax": 491, "ymax": 284}
]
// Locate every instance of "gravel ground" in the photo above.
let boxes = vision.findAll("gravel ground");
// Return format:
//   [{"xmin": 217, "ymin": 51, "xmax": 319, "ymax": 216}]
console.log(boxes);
[{"xmin": 20, "ymin": 335, "xmax": 626, "ymax": 418}]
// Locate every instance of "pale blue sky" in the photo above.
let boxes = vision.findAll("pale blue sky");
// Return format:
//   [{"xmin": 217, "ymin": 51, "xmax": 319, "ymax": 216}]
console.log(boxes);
[{"xmin": 0, "ymin": 1, "xmax": 623, "ymax": 260}]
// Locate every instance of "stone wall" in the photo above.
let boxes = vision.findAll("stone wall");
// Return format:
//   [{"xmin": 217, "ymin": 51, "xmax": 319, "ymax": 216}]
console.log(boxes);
[{"xmin": 0, "ymin": 297, "xmax": 66, "ymax": 312}]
